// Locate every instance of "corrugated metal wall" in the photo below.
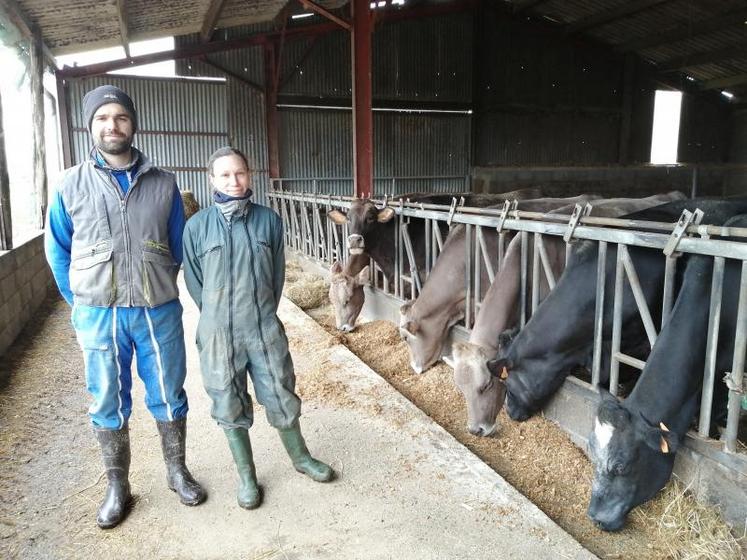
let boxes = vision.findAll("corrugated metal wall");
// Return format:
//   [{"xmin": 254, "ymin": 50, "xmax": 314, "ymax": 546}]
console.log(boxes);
[
  {"xmin": 278, "ymin": 108, "xmax": 470, "ymax": 195},
  {"xmin": 69, "ymin": 75, "xmax": 228, "ymax": 209},
  {"xmin": 474, "ymin": 8, "xmax": 626, "ymax": 166},
  {"xmin": 678, "ymin": 92, "xmax": 732, "ymax": 164}
]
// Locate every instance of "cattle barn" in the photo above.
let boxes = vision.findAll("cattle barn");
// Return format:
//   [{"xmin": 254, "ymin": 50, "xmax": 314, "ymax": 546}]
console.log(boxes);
[{"xmin": 0, "ymin": 0, "xmax": 746, "ymax": 557}]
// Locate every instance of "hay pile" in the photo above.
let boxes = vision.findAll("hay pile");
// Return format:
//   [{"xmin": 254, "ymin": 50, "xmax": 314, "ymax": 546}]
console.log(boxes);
[
  {"xmin": 283, "ymin": 261, "xmax": 329, "ymax": 310},
  {"xmin": 180, "ymin": 191, "xmax": 200, "ymax": 220},
  {"xmin": 635, "ymin": 479, "xmax": 745, "ymax": 560}
]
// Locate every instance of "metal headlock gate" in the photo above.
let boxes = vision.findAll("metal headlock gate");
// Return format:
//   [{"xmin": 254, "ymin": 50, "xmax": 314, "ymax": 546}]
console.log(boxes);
[{"xmin": 268, "ymin": 190, "xmax": 747, "ymax": 458}]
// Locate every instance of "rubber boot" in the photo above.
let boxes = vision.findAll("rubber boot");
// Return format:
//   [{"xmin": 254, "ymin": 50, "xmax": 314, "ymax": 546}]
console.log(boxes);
[
  {"xmin": 156, "ymin": 417, "xmax": 207, "ymax": 506},
  {"xmin": 223, "ymin": 428, "xmax": 262, "ymax": 509},
  {"xmin": 277, "ymin": 420, "xmax": 334, "ymax": 482},
  {"xmin": 94, "ymin": 426, "xmax": 132, "ymax": 529}
]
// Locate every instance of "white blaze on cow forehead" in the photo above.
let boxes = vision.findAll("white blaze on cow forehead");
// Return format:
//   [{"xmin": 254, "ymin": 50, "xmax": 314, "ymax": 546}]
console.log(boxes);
[{"xmin": 594, "ymin": 418, "xmax": 614, "ymax": 450}]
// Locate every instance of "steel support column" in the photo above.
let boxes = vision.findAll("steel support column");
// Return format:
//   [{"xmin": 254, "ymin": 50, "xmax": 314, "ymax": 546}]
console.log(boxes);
[
  {"xmin": 351, "ymin": 0, "xmax": 373, "ymax": 198},
  {"xmin": 264, "ymin": 42, "xmax": 281, "ymax": 180}
]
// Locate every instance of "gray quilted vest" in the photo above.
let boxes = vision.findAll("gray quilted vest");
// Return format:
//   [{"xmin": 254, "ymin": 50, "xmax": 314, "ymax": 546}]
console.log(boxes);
[{"xmin": 60, "ymin": 150, "xmax": 179, "ymax": 307}]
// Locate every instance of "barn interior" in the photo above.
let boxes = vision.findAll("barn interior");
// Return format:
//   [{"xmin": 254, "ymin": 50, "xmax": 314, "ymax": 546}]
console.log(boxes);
[{"xmin": 0, "ymin": 0, "xmax": 746, "ymax": 557}]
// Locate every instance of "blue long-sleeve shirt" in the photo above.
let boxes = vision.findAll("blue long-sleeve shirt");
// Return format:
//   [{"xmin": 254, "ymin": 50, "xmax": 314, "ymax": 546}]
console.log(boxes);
[{"xmin": 45, "ymin": 156, "xmax": 185, "ymax": 306}]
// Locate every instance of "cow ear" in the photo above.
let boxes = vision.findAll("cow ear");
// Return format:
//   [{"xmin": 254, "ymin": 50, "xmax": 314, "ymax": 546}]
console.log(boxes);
[
  {"xmin": 377, "ymin": 207, "xmax": 396, "ymax": 223},
  {"xmin": 486, "ymin": 357, "xmax": 511, "ymax": 380},
  {"xmin": 328, "ymin": 210, "xmax": 348, "ymax": 225},
  {"xmin": 355, "ymin": 265, "xmax": 370, "ymax": 286},
  {"xmin": 330, "ymin": 261, "xmax": 343, "ymax": 274},
  {"xmin": 497, "ymin": 327, "xmax": 519, "ymax": 354},
  {"xmin": 452, "ymin": 341, "xmax": 467, "ymax": 361},
  {"xmin": 400, "ymin": 301, "xmax": 413, "ymax": 316},
  {"xmin": 641, "ymin": 419, "xmax": 679, "ymax": 455}
]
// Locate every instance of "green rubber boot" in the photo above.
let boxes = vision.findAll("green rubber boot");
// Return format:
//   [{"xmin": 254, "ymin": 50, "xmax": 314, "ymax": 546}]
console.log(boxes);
[
  {"xmin": 223, "ymin": 428, "xmax": 262, "ymax": 509},
  {"xmin": 278, "ymin": 420, "xmax": 334, "ymax": 483}
]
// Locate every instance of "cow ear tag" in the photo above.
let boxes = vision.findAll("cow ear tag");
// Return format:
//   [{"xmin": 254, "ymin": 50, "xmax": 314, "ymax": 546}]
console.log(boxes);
[
  {"xmin": 659, "ymin": 422, "xmax": 670, "ymax": 453},
  {"xmin": 500, "ymin": 366, "xmax": 509, "ymax": 380}
]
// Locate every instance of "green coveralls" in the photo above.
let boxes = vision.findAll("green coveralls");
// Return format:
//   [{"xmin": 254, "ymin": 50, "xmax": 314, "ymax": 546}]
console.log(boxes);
[{"xmin": 183, "ymin": 203, "xmax": 301, "ymax": 430}]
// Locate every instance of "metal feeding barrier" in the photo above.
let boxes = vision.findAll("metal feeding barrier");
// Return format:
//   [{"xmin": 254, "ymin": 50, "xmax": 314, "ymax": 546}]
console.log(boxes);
[{"xmin": 268, "ymin": 189, "xmax": 747, "ymax": 456}]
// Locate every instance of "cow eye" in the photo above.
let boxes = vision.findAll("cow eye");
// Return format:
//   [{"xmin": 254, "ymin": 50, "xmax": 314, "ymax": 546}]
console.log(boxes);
[{"xmin": 612, "ymin": 462, "xmax": 628, "ymax": 476}]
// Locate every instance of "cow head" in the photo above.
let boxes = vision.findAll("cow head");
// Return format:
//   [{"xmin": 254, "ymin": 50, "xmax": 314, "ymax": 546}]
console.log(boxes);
[
  {"xmin": 327, "ymin": 201, "xmax": 396, "ymax": 254},
  {"xmin": 587, "ymin": 389, "xmax": 679, "ymax": 532},
  {"xmin": 453, "ymin": 342, "xmax": 506, "ymax": 437},
  {"xmin": 328, "ymin": 261, "xmax": 370, "ymax": 332},
  {"xmin": 485, "ymin": 355, "xmax": 535, "ymax": 422},
  {"xmin": 400, "ymin": 301, "xmax": 464, "ymax": 374}
]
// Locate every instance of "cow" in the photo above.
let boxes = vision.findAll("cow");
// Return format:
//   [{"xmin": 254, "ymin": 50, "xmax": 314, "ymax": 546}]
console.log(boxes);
[
  {"xmin": 453, "ymin": 193, "xmax": 685, "ymax": 437},
  {"xmin": 399, "ymin": 195, "xmax": 605, "ymax": 374},
  {"xmin": 326, "ymin": 188, "xmax": 544, "ymax": 284},
  {"xmin": 587, "ymin": 213, "xmax": 747, "ymax": 531},
  {"xmin": 328, "ymin": 252, "xmax": 370, "ymax": 332},
  {"xmin": 486, "ymin": 198, "xmax": 747, "ymax": 425}
]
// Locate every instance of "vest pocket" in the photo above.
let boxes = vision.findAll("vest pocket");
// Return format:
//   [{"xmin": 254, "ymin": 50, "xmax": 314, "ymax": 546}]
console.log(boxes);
[
  {"xmin": 142, "ymin": 245, "xmax": 178, "ymax": 307},
  {"xmin": 70, "ymin": 240, "xmax": 115, "ymax": 305},
  {"xmin": 198, "ymin": 243, "xmax": 225, "ymax": 290}
]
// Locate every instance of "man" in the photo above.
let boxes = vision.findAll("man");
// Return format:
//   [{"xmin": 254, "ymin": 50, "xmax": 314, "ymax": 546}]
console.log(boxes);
[
  {"xmin": 183, "ymin": 147, "xmax": 333, "ymax": 510},
  {"xmin": 45, "ymin": 85, "xmax": 206, "ymax": 529}
]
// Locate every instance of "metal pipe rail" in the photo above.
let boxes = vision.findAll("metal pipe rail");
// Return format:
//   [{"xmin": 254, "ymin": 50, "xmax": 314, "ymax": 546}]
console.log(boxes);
[{"xmin": 268, "ymin": 190, "xmax": 747, "ymax": 456}]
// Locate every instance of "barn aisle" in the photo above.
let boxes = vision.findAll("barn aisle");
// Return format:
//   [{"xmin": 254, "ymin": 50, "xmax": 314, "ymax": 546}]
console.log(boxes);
[{"xmin": 0, "ymin": 275, "xmax": 595, "ymax": 560}]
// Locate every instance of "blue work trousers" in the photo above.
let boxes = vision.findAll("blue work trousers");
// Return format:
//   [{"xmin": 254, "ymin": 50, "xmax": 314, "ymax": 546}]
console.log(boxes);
[{"xmin": 71, "ymin": 300, "xmax": 189, "ymax": 429}]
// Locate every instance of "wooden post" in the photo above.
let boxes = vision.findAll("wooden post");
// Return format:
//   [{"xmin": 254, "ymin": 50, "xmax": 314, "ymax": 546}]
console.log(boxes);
[
  {"xmin": 351, "ymin": 0, "xmax": 373, "ymax": 198},
  {"xmin": 55, "ymin": 73, "xmax": 73, "ymax": 169},
  {"xmin": 30, "ymin": 29, "xmax": 47, "ymax": 228},
  {"xmin": 0, "ymin": 87, "xmax": 13, "ymax": 250},
  {"xmin": 264, "ymin": 42, "xmax": 281, "ymax": 180}
]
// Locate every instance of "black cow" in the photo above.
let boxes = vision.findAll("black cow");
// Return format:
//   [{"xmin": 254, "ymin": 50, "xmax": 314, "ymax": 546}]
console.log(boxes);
[
  {"xmin": 586, "ymin": 213, "xmax": 747, "ymax": 531},
  {"xmin": 326, "ymin": 188, "xmax": 543, "ymax": 282},
  {"xmin": 487, "ymin": 198, "xmax": 747, "ymax": 422}
]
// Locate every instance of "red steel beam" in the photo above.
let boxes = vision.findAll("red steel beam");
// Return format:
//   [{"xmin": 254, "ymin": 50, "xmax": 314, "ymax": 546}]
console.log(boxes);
[
  {"xmin": 351, "ymin": 0, "xmax": 373, "ymax": 198},
  {"xmin": 264, "ymin": 42, "xmax": 281, "ymax": 180},
  {"xmin": 298, "ymin": 0, "xmax": 351, "ymax": 30}
]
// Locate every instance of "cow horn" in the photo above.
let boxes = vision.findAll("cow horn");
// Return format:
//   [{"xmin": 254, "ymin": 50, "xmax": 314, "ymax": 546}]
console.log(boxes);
[{"xmin": 659, "ymin": 422, "xmax": 669, "ymax": 432}]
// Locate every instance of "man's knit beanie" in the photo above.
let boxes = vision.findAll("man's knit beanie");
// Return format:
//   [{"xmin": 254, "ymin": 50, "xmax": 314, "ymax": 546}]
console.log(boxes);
[{"xmin": 83, "ymin": 85, "xmax": 138, "ymax": 132}]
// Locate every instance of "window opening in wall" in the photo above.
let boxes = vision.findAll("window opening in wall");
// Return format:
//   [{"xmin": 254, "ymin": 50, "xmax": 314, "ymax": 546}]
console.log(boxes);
[
  {"xmin": 650, "ymin": 89, "xmax": 682, "ymax": 164},
  {"xmin": 56, "ymin": 37, "xmax": 177, "ymax": 78}
]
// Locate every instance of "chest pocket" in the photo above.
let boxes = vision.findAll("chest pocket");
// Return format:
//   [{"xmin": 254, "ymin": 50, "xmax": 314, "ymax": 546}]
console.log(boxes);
[
  {"xmin": 252, "ymin": 238, "xmax": 274, "ymax": 289},
  {"xmin": 198, "ymin": 242, "xmax": 226, "ymax": 290}
]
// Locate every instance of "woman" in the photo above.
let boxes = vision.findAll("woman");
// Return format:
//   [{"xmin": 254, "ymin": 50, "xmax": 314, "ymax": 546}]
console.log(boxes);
[{"xmin": 183, "ymin": 147, "xmax": 333, "ymax": 509}]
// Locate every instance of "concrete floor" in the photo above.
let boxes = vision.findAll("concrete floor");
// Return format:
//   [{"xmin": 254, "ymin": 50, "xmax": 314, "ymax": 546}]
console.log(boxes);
[{"xmin": 1, "ymin": 277, "xmax": 596, "ymax": 559}]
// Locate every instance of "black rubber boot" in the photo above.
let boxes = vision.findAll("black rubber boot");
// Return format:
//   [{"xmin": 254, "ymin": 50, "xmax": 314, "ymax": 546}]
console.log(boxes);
[
  {"xmin": 223, "ymin": 428, "xmax": 262, "ymax": 509},
  {"xmin": 278, "ymin": 420, "xmax": 334, "ymax": 483},
  {"xmin": 156, "ymin": 417, "xmax": 207, "ymax": 506},
  {"xmin": 94, "ymin": 426, "xmax": 132, "ymax": 529}
]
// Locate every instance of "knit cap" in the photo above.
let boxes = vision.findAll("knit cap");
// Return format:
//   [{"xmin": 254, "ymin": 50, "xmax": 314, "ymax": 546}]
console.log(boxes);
[{"xmin": 82, "ymin": 85, "xmax": 138, "ymax": 132}]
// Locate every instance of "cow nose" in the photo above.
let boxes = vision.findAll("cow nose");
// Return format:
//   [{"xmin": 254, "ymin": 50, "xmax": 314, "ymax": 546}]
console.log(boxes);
[
  {"xmin": 339, "ymin": 324, "xmax": 354, "ymax": 333},
  {"xmin": 468, "ymin": 425, "xmax": 483, "ymax": 436},
  {"xmin": 347, "ymin": 234, "xmax": 364, "ymax": 251}
]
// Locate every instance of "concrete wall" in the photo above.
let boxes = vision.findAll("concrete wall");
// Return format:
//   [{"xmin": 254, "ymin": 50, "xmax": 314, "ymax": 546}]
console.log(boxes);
[
  {"xmin": 471, "ymin": 165, "xmax": 729, "ymax": 198},
  {"xmin": 0, "ymin": 234, "xmax": 55, "ymax": 357}
]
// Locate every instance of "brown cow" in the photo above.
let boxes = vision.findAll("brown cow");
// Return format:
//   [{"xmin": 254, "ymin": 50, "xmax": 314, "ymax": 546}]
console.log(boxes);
[
  {"xmin": 326, "ymin": 188, "xmax": 544, "ymax": 283},
  {"xmin": 328, "ymin": 253, "xmax": 370, "ymax": 332},
  {"xmin": 400, "ymin": 195, "xmax": 603, "ymax": 374}
]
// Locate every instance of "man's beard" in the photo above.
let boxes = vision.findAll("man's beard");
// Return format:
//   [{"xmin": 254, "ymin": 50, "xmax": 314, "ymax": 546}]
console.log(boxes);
[{"xmin": 96, "ymin": 134, "xmax": 133, "ymax": 156}]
